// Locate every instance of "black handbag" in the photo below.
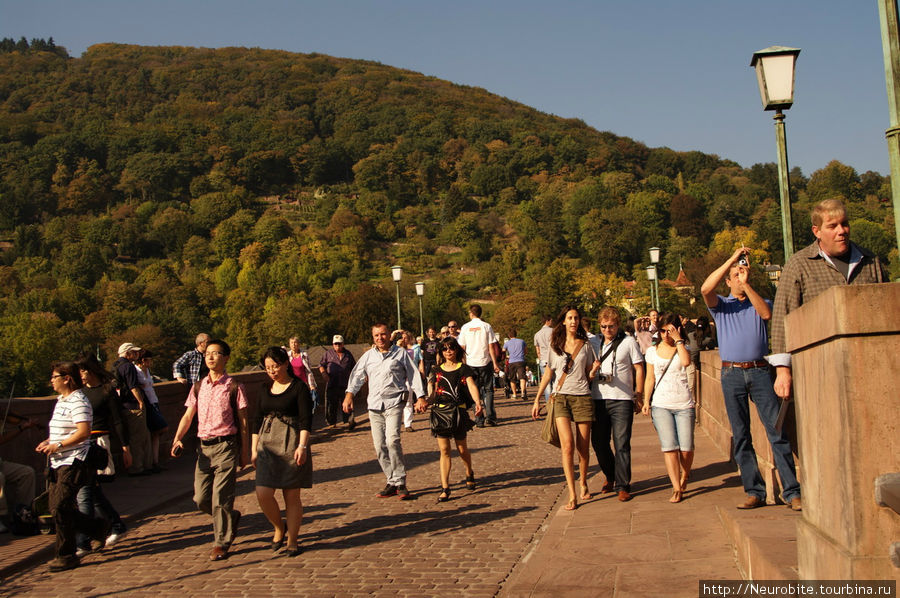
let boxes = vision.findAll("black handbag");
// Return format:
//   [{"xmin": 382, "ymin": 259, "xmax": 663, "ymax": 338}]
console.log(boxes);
[
  {"xmin": 430, "ymin": 403, "xmax": 461, "ymax": 436},
  {"xmin": 87, "ymin": 439, "xmax": 109, "ymax": 470}
]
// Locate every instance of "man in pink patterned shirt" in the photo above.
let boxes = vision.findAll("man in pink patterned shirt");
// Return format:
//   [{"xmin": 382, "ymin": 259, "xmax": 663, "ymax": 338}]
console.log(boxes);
[{"xmin": 171, "ymin": 339, "xmax": 250, "ymax": 561}]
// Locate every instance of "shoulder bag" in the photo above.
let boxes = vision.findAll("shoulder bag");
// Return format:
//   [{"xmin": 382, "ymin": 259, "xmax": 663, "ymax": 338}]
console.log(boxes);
[{"xmin": 540, "ymin": 340, "xmax": 584, "ymax": 448}]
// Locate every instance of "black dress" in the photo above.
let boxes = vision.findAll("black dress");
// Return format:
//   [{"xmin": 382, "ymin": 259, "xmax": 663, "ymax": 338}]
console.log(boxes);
[
  {"xmin": 431, "ymin": 364, "xmax": 475, "ymax": 439},
  {"xmin": 254, "ymin": 378, "xmax": 313, "ymax": 489}
]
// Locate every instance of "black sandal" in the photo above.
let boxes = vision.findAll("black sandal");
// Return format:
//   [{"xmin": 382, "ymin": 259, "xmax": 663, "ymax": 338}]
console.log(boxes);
[
  {"xmin": 465, "ymin": 474, "xmax": 476, "ymax": 490},
  {"xmin": 437, "ymin": 487, "xmax": 451, "ymax": 502}
]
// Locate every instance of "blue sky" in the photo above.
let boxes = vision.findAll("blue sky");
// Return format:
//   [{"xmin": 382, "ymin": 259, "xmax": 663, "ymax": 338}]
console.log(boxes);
[{"xmin": 1, "ymin": 0, "xmax": 891, "ymax": 176}]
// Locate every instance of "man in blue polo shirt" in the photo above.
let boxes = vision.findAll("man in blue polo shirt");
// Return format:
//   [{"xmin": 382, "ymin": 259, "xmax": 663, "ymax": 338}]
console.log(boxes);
[{"xmin": 701, "ymin": 247, "xmax": 801, "ymax": 512}]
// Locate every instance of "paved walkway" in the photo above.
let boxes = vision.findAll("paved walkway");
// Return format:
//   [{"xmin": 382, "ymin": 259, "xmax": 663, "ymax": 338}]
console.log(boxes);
[{"xmin": 0, "ymin": 392, "xmax": 800, "ymax": 596}]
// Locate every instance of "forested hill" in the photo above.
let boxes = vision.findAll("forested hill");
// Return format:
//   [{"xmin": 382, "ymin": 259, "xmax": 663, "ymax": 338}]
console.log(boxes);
[{"xmin": 0, "ymin": 43, "xmax": 896, "ymax": 394}]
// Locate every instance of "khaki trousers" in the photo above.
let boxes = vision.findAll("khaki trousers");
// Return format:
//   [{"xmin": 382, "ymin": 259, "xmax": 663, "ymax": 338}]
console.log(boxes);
[{"xmin": 193, "ymin": 439, "xmax": 238, "ymax": 548}]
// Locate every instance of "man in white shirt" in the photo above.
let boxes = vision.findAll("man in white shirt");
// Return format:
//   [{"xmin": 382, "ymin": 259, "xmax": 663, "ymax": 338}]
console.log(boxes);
[
  {"xmin": 533, "ymin": 315, "xmax": 554, "ymax": 402},
  {"xmin": 458, "ymin": 305, "xmax": 500, "ymax": 427},
  {"xmin": 589, "ymin": 307, "xmax": 645, "ymax": 502}
]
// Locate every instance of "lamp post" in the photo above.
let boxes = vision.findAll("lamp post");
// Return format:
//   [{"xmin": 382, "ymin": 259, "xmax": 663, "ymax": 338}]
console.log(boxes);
[
  {"xmin": 646, "ymin": 265, "xmax": 659, "ymax": 312},
  {"xmin": 415, "ymin": 282, "xmax": 425, "ymax": 339},
  {"xmin": 877, "ymin": 0, "xmax": 900, "ymax": 256},
  {"xmin": 649, "ymin": 247, "xmax": 661, "ymax": 311},
  {"xmin": 751, "ymin": 46, "xmax": 800, "ymax": 260},
  {"xmin": 391, "ymin": 265, "xmax": 402, "ymax": 330}
]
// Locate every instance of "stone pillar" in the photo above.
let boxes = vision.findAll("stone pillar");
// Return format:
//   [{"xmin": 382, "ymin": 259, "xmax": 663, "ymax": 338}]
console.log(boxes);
[{"xmin": 785, "ymin": 283, "xmax": 900, "ymax": 580}]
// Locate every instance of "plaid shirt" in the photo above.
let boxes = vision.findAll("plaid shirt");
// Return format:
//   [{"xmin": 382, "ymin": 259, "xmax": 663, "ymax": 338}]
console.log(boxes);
[
  {"xmin": 172, "ymin": 348, "xmax": 207, "ymax": 383},
  {"xmin": 769, "ymin": 240, "xmax": 888, "ymax": 365}
]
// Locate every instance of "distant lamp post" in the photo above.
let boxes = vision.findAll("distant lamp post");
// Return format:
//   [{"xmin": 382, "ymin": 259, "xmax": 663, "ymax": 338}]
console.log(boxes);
[
  {"xmin": 415, "ymin": 282, "xmax": 425, "ymax": 339},
  {"xmin": 391, "ymin": 265, "xmax": 402, "ymax": 330},
  {"xmin": 648, "ymin": 247, "xmax": 661, "ymax": 311},
  {"xmin": 765, "ymin": 263, "xmax": 783, "ymax": 286},
  {"xmin": 751, "ymin": 46, "xmax": 800, "ymax": 260},
  {"xmin": 646, "ymin": 265, "xmax": 659, "ymax": 312}
]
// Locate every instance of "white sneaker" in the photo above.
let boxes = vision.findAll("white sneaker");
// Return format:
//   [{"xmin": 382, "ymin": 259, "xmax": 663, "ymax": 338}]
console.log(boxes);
[
  {"xmin": 105, "ymin": 530, "xmax": 125, "ymax": 547},
  {"xmin": 76, "ymin": 547, "xmax": 91, "ymax": 558}
]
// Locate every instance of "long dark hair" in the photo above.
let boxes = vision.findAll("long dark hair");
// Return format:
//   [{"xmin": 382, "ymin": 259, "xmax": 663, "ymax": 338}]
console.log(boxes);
[
  {"xmin": 75, "ymin": 352, "xmax": 115, "ymax": 386},
  {"xmin": 550, "ymin": 305, "xmax": 588, "ymax": 355},
  {"xmin": 658, "ymin": 312, "xmax": 684, "ymax": 335},
  {"xmin": 261, "ymin": 346, "xmax": 300, "ymax": 385}
]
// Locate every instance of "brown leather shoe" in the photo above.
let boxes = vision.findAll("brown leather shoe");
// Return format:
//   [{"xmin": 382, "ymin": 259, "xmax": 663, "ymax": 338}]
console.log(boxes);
[
  {"xmin": 737, "ymin": 495, "xmax": 765, "ymax": 509},
  {"xmin": 600, "ymin": 480, "xmax": 614, "ymax": 494},
  {"xmin": 617, "ymin": 490, "xmax": 632, "ymax": 502},
  {"xmin": 788, "ymin": 497, "xmax": 802, "ymax": 511},
  {"xmin": 210, "ymin": 546, "xmax": 227, "ymax": 561}
]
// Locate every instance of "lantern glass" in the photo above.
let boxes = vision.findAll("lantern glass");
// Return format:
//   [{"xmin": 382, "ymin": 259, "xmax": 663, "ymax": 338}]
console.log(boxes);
[
  {"xmin": 649, "ymin": 247, "xmax": 660, "ymax": 263},
  {"xmin": 415, "ymin": 282, "xmax": 425, "ymax": 296},
  {"xmin": 751, "ymin": 47, "xmax": 800, "ymax": 111},
  {"xmin": 646, "ymin": 266, "xmax": 657, "ymax": 281},
  {"xmin": 391, "ymin": 266, "xmax": 402, "ymax": 282}
]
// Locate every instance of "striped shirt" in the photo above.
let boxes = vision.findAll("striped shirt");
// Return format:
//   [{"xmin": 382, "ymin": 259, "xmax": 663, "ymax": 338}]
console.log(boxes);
[{"xmin": 48, "ymin": 389, "xmax": 93, "ymax": 468}]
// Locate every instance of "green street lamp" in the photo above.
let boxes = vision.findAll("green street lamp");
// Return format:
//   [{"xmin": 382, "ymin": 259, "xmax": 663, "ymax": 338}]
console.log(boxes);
[
  {"xmin": 415, "ymin": 282, "xmax": 425, "ymax": 339},
  {"xmin": 649, "ymin": 247, "xmax": 661, "ymax": 311},
  {"xmin": 646, "ymin": 265, "xmax": 659, "ymax": 312},
  {"xmin": 751, "ymin": 46, "xmax": 801, "ymax": 260},
  {"xmin": 391, "ymin": 265, "xmax": 402, "ymax": 330},
  {"xmin": 877, "ymin": 0, "xmax": 900, "ymax": 261}
]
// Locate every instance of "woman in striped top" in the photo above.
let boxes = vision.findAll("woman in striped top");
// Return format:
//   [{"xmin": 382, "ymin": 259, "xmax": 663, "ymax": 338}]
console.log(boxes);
[{"xmin": 35, "ymin": 361, "xmax": 109, "ymax": 572}]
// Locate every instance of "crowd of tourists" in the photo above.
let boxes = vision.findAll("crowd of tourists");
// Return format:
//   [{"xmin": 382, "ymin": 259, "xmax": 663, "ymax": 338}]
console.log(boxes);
[{"xmin": 0, "ymin": 198, "xmax": 888, "ymax": 572}]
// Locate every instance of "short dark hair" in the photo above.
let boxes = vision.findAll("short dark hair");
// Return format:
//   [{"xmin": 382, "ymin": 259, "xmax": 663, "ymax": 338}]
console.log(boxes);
[
  {"xmin": 438, "ymin": 337, "xmax": 464, "ymax": 363},
  {"xmin": 207, "ymin": 339, "xmax": 231, "ymax": 356},
  {"xmin": 469, "ymin": 304, "xmax": 482, "ymax": 317}
]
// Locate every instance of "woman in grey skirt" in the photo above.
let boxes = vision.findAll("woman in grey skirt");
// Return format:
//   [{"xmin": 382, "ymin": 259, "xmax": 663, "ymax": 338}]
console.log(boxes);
[{"xmin": 252, "ymin": 347, "xmax": 313, "ymax": 556}]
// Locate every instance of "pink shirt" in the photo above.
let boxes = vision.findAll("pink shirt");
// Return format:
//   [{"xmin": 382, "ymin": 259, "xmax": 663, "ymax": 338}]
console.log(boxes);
[{"xmin": 185, "ymin": 373, "xmax": 248, "ymax": 440}]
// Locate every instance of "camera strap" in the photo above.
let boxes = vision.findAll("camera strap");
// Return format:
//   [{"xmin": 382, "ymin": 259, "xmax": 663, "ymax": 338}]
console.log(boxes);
[{"xmin": 598, "ymin": 334, "xmax": 625, "ymax": 375}]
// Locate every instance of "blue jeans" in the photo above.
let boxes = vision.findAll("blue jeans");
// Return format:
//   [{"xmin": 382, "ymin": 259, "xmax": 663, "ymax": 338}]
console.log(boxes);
[
  {"xmin": 537, "ymin": 362, "xmax": 553, "ymax": 401},
  {"xmin": 720, "ymin": 366, "xmax": 800, "ymax": 503},
  {"xmin": 651, "ymin": 407, "xmax": 695, "ymax": 452},
  {"xmin": 76, "ymin": 480, "xmax": 125, "ymax": 549},
  {"xmin": 471, "ymin": 365, "xmax": 496, "ymax": 425},
  {"xmin": 369, "ymin": 404, "xmax": 406, "ymax": 486},
  {"xmin": 591, "ymin": 399, "xmax": 634, "ymax": 491}
]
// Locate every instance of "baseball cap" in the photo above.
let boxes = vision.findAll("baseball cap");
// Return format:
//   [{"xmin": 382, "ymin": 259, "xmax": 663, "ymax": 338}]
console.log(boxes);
[{"xmin": 332, "ymin": 335, "xmax": 344, "ymax": 344}]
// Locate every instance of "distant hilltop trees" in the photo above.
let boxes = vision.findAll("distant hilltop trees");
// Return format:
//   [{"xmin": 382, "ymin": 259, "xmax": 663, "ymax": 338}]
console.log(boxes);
[{"xmin": 0, "ymin": 36, "xmax": 69, "ymax": 57}]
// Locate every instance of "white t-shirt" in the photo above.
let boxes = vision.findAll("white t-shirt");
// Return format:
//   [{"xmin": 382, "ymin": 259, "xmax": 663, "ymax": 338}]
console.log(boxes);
[
  {"xmin": 136, "ymin": 365, "xmax": 160, "ymax": 405},
  {"xmin": 49, "ymin": 389, "xmax": 93, "ymax": 468},
  {"xmin": 589, "ymin": 334, "xmax": 644, "ymax": 401},
  {"xmin": 458, "ymin": 317, "xmax": 497, "ymax": 368},
  {"xmin": 646, "ymin": 346, "xmax": 694, "ymax": 410}
]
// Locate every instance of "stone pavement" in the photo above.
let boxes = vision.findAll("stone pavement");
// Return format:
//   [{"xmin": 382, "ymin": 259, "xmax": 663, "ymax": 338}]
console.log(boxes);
[{"xmin": 0, "ymin": 391, "xmax": 801, "ymax": 597}]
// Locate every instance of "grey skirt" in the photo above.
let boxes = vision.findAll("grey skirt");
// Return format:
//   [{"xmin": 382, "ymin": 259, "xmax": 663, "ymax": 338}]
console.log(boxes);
[{"xmin": 255, "ymin": 414, "xmax": 312, "ymax": 489}]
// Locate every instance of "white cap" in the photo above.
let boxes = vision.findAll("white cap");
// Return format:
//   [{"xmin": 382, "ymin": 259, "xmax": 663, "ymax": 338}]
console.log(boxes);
[{"xmin": 332, "ymin": 335, "xmax": 344, "ymax": 344}]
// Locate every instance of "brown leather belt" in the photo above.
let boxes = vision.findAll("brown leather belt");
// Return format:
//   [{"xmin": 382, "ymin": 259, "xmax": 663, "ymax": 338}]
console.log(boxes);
[{"xmin": 721, "ymin": 360, "xmax": 769, "ymax": 369}]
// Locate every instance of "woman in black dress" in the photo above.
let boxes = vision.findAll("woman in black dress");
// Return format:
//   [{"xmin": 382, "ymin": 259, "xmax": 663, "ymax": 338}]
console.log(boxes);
[
  {"xmin": 252, "ymin": 347, "xmax": 312, "ymax": 556},
  {"xmin": 431, "ymin": 337, "xmax": 484, "ymax": 502}
]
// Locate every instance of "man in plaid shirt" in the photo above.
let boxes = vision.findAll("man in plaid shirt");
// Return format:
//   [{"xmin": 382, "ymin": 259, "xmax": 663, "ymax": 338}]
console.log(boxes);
[
  {"xmin": 770, "ymin": 199, "xmax": 889, "ymax": 398},
  {"xmin": 173, "ymin": 333, "xmax": 210, "ymax": 384}
]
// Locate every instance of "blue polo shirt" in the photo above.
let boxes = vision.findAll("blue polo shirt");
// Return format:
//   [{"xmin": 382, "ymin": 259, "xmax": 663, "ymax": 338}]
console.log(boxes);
[{"xmin": 708, "ymin": 294, "xmax": 772, "ymax": 362}]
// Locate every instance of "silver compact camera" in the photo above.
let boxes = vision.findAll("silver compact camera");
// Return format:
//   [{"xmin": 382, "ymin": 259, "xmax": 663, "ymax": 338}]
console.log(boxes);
[{"xmin": 596, "ymin": 373, "xmax": 613, "ymax": 383}]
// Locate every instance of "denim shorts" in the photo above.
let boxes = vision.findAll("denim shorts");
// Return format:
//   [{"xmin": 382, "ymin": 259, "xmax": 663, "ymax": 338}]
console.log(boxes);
[{"xmin": 651, "ymin": 406, "xmax": 695, "ymax": 452}]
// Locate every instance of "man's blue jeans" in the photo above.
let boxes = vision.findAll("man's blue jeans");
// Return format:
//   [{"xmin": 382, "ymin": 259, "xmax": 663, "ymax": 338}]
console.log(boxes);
[
  {"xmin": 471, "ymin": 365, "xmax": 496, "ymax": 425},
  {"xmin": 537, "ymin": 362, "xmax": 553, "ymax": 402},
  {"xmin": 591, "ymin": 399, "xmax": 634, "ymax": 491},
  {"xmin": 720, "ymin": 366, "xmax": 800, "ymax": 503}
]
